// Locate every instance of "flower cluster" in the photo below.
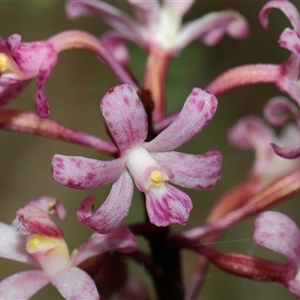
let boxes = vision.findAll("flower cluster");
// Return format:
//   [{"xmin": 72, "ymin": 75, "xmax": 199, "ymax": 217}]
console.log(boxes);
[{"xmin": 2, "ymin": 0, "xmax": 300, "ymax": 299}]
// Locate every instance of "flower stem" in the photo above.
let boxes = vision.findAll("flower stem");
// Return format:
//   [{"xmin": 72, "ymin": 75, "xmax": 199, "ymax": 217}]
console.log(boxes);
[
  {"xmin": 0, "ymin": 109, "xmax": 118, "ymax": 155},
  {"xmin": 144, "ymin": 48, "xmax": 170, "ymax": 122},
  {"xmin": 47, "ymin": 30, "xmax": 139, "ymax": 89},
  {"xmin": 206, "ymin": 64, "xmax": 281, "ymax": 95}
]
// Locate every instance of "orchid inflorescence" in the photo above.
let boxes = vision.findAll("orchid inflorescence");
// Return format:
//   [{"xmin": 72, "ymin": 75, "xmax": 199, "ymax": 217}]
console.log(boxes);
[{"xmin": 1, "ymin": 0, "xmax": 300, "ymax": 299}]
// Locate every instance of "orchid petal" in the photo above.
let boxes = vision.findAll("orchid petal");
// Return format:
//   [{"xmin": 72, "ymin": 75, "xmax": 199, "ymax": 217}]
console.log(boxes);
[
  {"xmin": 0, "ymin": 270, "xmax": 49, "ymax": 300},
  {"xmin": 6, "ymin": 36, "xmax": 58, "ymax": 118},
  {"xmin": 174, "ymin": 11, "xmax": 249, "ymax": 52},
  {"xmin": 0, "ymin": 79, "xmax": 31, "ymax": 106},
  {"xmin": 253, "ymin": 211, "xmax": 300, "ymax": 269},
  {"xmin": 145, "ymin": 88, "xmax": 217, "ymax": 152},
  {"xmin": 50, "ymin": 266, "xmax": 99, "ymax": 300},
  {"xmin": 288, "ymin": 279, "xmax": 300, "ymax": 298},
  {"xmin": 228, "ymin": 116, "xmax": 275, "ymax": 150},
  {"xmin": 152, "ymin": 150, "xmax": 222, "ymax": 189},
  {"xmin": 259, "ymin": 0, "xmax": 300, "ymax": 31},
  {"xmin": 277, "ymin": 55, "xmax": 300, "ymax": 106},
  {"xmin": 77, "ymin": 170, "xmax": 134, "ymax": 233},
  {"xmin": 279, "ymin": 28, "xmax": 300, "ymax": 61},
  {"xmin": 66, "ymin": 0, "xmax": 141, "ymax": 41},
  {"xmin": 100, "ymin": 31, "xmax": 130, "ymax": 65},
  {"xmin": 101, "ymin": 84, "xmax": 148, "ymax": 152},
  {"xmin": 127, "ymin": 0, "xmax": 159, "ymax": 28},
  {"xmin": 71, "ymin": 226, "xmax": 136, "ymax": 266},
  {"xmin": 13, "ymin": 203, "xmax": 63, "ymax": 238},
  {"xmin": 52, "ymin": 154, "xmax": 125, "ymax": 189},
  {"xmin": 272, "ymin": 142, "xmax": 300, "ymax": 159},
  {"xmin": 146, "ymin": 183, "xmax": 192, "ymax": 227},
  {"xmin": 0, "ymin": 222, "xmax": 34, "ymax": 265},
  {"xmin": 35, "ymin": 48, "xmax": 58, "ymax": 118},
  {"xmin": 163, "ymin": 0, "xmax": 194, "ymax": 17},
  {"xmin": 270, "ymin": 124, "xmax": 300, "ymax": 160},
  {"xmin": 264, "ymin": 96, "xmax": 298, "ymax": 126},
  {"xmin": 28, "ymin": 196, "xmax": 66, "ymax": 221}
]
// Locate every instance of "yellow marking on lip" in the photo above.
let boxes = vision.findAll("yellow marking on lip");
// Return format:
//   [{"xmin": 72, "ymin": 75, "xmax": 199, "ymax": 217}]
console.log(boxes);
[
  {"xmin": 150, "ymin": 170, "xmax": 163, "ymax": 186},
  {"xmin": 0, "ymin": 53, "xmax": 9, "ymax": 73}
]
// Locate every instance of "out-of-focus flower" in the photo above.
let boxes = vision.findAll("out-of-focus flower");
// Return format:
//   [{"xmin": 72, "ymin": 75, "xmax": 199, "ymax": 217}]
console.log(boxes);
[
  {"xmin": 51, "ymin": 83, "xmax": 222, "ymax": 231},
  {"xmin": 264, "ymin": 96, "xmax": 300, "ymax": 159},
  {"xmin": 260, "ymin": 0, "xmax": 300, "ymax": 106},
  {"xmin": 66, "ymin": 0, "xmax": 249, "ymax": 62},
  {"xmin": 0, "ymin": 197, "xmax": 136, "ymax": 300},
  {"xmin": 228, "ymin": 115, "xmax": 300, "ymax": 189},
  {"xmin": 0, "ymin": 34, "xmax": 57, "ymax": 118},
  {"xmin": 253, "ymin": 211, "xmax": 300, "ymax": 298}
]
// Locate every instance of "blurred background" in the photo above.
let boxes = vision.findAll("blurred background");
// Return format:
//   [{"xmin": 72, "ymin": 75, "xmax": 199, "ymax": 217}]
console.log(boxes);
[{"xmin": 0, "ymin": 0, "xmax": 299, "ymax": 299}]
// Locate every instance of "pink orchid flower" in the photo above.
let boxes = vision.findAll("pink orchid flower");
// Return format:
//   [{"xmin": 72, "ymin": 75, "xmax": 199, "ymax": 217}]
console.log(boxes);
[
  {"xmin": 253, "ymin": 211, "xmax": 300, "ymax": 298},
  {"xmin": 66, "ymin": 0, "xmax": 249, "ymax": 61},
  {"xmin": 0, "ymin": 34, "xmax": 58, "ymax": 118},
  {"xmin": 264, "ymin": 96, "xmax": 300, "ymax": 159},
  {"xmin": 0, "ymin": 197, "xmax": 136, "ymax": 300},
  {"xmin": 228, "ymin": 115, "xmax": 300, "ymax": 189},
  {"xmin": 51, "ymin": 83, "xmax": 222, "ymax": 231},
  {"xmin": 260, "ymin": 0, "xmax": 300, "ymax": 105}
]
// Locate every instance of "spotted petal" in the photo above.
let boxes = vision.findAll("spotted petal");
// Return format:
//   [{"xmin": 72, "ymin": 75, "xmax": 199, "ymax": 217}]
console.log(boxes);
[
  {"xmin": 77, "ymin": 170, "xmax": 134, "ymax": 233},
  {"xmin": 152, "ymin": 150, "xmax": 222, "ymax": 189},
  {"xmin": 52, "ymin": 155, "xmax": 126, "ymax": 189},
  {"xmin": 145, "ymin": 183, "xmax": 192, "ymax": 227},
  {"xmin": 253, "ymin": 211, "xmax": 300, "ymax": 269},
  {"xmin": 145, "ymin": 88, "xmax": 217, "ymax": 152},
  {"xmin": 100, "ymin": 84, "xmax": 148, "ymax": 152},
  {"xmin": 70, "ymin": 226, "xmax": 136, "ymax": 267},
  {"xmin": 50, "ymin": 266, "xmax": 99, "ymax": 300},
  {"xmin": 0, "ymin": 270, "xmax": 49, "ymax": 299}
]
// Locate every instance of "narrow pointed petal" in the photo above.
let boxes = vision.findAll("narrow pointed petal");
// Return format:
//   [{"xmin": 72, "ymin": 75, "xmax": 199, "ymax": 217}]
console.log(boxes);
[
  {"xmin": 100, "ymin": 84, "xmax": 148, "ymax": 152},
  {"xmin": 66, "ymin": 0, "xmax": 141, "ymax": 41},
  {"xmin": 279, "ymin": 28, "xmax": 300, "ymax": 60},
  {"xmin": 259, "ymin": 0, "xmax": 300, "ymax": 31},
  {"xmin": 50, "ymin": 266, "xmax": 99, "ymax": 300},
  {"xmin": 163, "ymin": 0, "xmax": 194, "ymax": 17},
  {"xmin": 52, "ymin": 155, "xmax": 125, "ymax": 189},
  {"xmin": 146, "ymin": 184, "xmax": 192, "ymax": 227},
  {"xmin": 253, "ymin": 211, "xmax": 300, "ymax": 268},
  {"xmin": 35, "ymin": 51, "xmax": 58, "ymax": 118},
  {"xmin": 0, "ymin": 222, "xmax": 33, "ymax": 264},
  {"xmin": 152, "ymin": 150, "xmax": 222, "ymax": 189},
  {"xmin": 0, "ymin": 270, "xmax": 49, "ymax": 299},
  {"xmin": 71, "ymin": 226, "xmax": 136, "ymax": 266},
  {"xmin": 174, "ymin": 11, "xmax": 249, "ymax": 51},
  {"xmin": 145, "ymin": 88, "xmax": 217, "ymax": 152},
  {"xmin": 77, "ymin": 171, "xmax": 134, "ymax": 233}
]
